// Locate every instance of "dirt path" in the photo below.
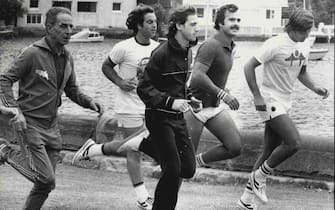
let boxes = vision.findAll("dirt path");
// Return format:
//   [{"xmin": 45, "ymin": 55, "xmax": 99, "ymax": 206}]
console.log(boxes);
[{"xmin": 0, "ymin": 164, "xmax": 333, "ymax": 210}]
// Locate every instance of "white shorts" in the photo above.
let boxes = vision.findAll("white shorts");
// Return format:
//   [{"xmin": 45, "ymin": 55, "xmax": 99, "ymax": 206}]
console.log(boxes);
[
  {"xmin": 191, "ymin": 103, "xmax": 226, "ymax": 124},
  {"xmin": 116, "ymin": 113, "xmax": 144, "ymax": 128},
  {"xmin": 258, "ymin": 101, "xmax": 288, "ymax": 122}
]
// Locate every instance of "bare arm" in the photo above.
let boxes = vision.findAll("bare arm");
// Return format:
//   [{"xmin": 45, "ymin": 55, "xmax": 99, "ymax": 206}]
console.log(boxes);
[
  {"xmin": 101, "ymin": 58, "xmax": 136, "ymax": 92},
  {"xmin": 191, "ymin": 61, "xmax": 239, "ymax": 110},
  {"xmin": 298, "ymin": 65, "xmax": 329, "ymax": 98},
  {"xmin": 190, "ymin": 61, "xmax": 221, "ymax": 96},
  {"xmin": 244, "ymin": 57, "xmax": 265, "ymax": 111}
]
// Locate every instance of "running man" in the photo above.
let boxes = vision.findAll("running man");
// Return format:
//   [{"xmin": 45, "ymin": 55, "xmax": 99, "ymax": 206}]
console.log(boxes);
[
  {"xmin": 135, "ymin": 6, "xmax": 198, "ymax": 210},
  {"xmin": 185, "ymin": 3, "xmax": 242, "ymax": 178},
  {"xmin": 0, "ymin": 7, "xmax": 103, "ymax": 210},
  {"xmin": 237, "ymin": 9, "xmax": 329, "ymax": 209},
  {"xmin": 71, "ymin": 4, "xmax": 159, "ymax": 209}
]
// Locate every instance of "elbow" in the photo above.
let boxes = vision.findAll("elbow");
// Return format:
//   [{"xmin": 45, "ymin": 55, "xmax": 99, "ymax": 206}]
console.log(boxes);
[{"xmin": 101, "ymin": 63, "xmax": 108, "ymax": 76}]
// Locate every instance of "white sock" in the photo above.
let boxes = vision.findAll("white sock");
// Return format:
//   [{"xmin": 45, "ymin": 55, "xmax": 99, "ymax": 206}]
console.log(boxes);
[
  {"xmin": 240, "ymin": 181, "xmax": 255, "ymax": 203},
  {"xmin": 196, "ymin": 153, "xmax": 206, "ymax": 166},
  {"xmin": 255, "ymin": 161, "xmax": 273, "ymax": 181},
  {"xmin": 134, "ymin": 183, "xmax": 150, "ymax": 202},
  {"xmin": 87, "ymin": 144, "xmax": 103, "ymax": 157}
]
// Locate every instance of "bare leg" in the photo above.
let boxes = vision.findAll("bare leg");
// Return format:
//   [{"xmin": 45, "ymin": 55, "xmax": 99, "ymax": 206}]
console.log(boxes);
[
  {"xmin": 265, "ymin": 114, "xmax": 301, "ymax": 168},
  {"xmin": 201, "ymin": 110, "xmax": 241, "ymax": 163},
  {"xmin": 252, "ymin": 123, "xmax": 282, "ymax": 170}
]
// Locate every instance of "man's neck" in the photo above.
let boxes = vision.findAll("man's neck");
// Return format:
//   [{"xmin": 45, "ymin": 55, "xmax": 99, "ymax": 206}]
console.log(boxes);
[
  {"xmin": 217, "ymin": 30, "xmax": 233, "ymax": 43},
  {"xmin": 45, "ymin": 36, "xmax": 64, "ymax": 54},
  {"xmin": 174, "ymin": 33, "xmax": 188, "ymax": 50},
  {"xmin": 135, "ymin": 33, "xmax": 150, "ymax": 45},
  {"xmin": 287, "ymin": 31, "xmax": 298, "ymax": 42}
]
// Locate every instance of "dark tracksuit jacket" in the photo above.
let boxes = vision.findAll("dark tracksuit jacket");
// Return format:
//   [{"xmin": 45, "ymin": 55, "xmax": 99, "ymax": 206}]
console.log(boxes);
[
  {"xmin": 0, "ymin": 37, "xmax": 93, "ymax": 129},
  {"xmin": 137, "ymin": 37, "xmax": 196, "ymax": 210}
]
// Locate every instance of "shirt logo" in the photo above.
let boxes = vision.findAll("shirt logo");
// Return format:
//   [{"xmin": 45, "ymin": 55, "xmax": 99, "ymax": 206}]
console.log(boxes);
[
  {"xmin": 35, "ymin": 69, "xmax": 49, "ymax": 80},
  {"xmin": 284, "ymin": 50, "xmax": 306, "ymax": 66}
]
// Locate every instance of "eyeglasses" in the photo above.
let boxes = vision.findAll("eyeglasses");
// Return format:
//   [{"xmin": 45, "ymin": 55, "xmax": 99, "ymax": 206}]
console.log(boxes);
[{"xmin": 59, "ymin": 23, "xmax": 73, "ymax": 29}]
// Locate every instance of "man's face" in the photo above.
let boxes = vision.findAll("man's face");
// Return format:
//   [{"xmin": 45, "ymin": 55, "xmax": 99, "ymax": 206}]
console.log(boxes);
[
  {"xmin": 220, "ymin": 10, "xmax": 241, "ymax": 37},
  {"xmin": 292, "ymin": 29, "xmax": 311, "ymax": 42},
  {"xmin": 48, "ymin": 13, "xmax": 73, "ymax": 45},
  {"xmin": 138, "ymin": 12, "xmax": 157, "ymax": 39},
  {"xmin": 179, "ymin": 14, "xmax": 198, "ymax": 42}
]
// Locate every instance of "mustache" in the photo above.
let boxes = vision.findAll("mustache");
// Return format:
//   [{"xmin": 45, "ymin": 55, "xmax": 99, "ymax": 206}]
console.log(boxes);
[{"xmin": 230, "ymin": 25, "xmax": 240, "ymax": 30}]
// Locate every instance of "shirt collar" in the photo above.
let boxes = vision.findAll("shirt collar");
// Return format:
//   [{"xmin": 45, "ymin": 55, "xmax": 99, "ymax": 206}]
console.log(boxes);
[
  {"xmin": 34, "ymin": 37, "xmax": 66, "ymax": 56},
  {"xmin": 214, "ymin": 33, "xmax": 235, "ymax": 51}
]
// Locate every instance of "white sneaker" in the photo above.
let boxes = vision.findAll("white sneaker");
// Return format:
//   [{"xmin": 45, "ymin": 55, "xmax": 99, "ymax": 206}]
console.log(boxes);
[
  {"xmin": 137, "ymin": 196, "xmax": 154, "ymax": 210},
  {"xmin": 237, "ymin": 199, "xmax": 257, "ymax": 210},
  {"xmin": 249, "ymin": 171, "xmax": 268, "ymax": 203},
  {"xmin": 0, "ymin": 138, "xmax": 10, "ymax": 165},
  {"xmin": 117, "ymin": 128, "xmax": 149, "ymax": 153},
  {"xmin": 71, "ymin": 138, "xmax": 95, "ymax": 164}
]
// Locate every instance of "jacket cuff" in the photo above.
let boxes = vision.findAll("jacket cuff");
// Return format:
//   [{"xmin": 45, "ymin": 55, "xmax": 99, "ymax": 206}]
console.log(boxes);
[{"xmin": 165, "ymin": 96, "xmax": 175, "ymax": 109}]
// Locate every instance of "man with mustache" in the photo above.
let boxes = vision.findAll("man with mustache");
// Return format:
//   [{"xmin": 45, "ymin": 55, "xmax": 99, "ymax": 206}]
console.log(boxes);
[
  {"xmin": 185, "ymin": 3, "xmax": 242, "ymax": 181},
  {"xmin": 71, "ymin": 4, "xmax": 159, "ymax": 209},
  {"xmin": 0, "ymin": 7, "xmax": 103, "ymax": 209}
]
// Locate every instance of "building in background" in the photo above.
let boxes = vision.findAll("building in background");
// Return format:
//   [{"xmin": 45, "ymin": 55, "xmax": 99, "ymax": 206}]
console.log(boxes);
[
  {"xmin": 17, "ymin": 0, "xmax": 289, "ymax": 37},
  {"xmin": 18, "ymin": 0, "xmax": 137, "ymax": 28},
  {"xmin": 185, "ymin": 0, "xmax": 288, "ymax": 37}
]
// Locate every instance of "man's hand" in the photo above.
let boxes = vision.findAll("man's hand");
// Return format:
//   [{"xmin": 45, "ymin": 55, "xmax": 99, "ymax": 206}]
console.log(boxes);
[
  {"xmin": 119, "ymin": 78, "xmax": 137, "ymax": 92},
  {"xmin": 314, "ymin": 87, "xmax": 329, "ymax": 99},
  {"xmin": 90, "ymin": 101, "xmax": 104, "ymax": 116},
  {"xmin": 222, "ymin": 90, "xmax": 239, "ymax": 110},
  {"xmin": 172, "ymin": 99, "xmax": 190, "ymax": 113},
  {"xmin": 0, "ymin": 106, "xmax": 19, "ymax": 116},
  {"xmin": 2, "ymin": 107, "xmax": 27, "ymax": 132},
  {"xmin": 253, "ymin": 95, "xmax": 266, "ymax": 111},
  {"xmin": 188, "ymin": 96, "xmax": 203, "ymax": 113}
]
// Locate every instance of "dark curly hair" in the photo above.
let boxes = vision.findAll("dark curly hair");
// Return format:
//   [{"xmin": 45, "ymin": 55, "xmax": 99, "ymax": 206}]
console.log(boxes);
[
  {"xmin": 126, "ymin": 4, "xmax": 155, "ymax": 34},
  {"xmin": 214, "ymin": 4, "xmax": 238, "ymax": 30},
  {"xmin": 167, "ymin": 6, "xmax": 196, "ymax": 38}
]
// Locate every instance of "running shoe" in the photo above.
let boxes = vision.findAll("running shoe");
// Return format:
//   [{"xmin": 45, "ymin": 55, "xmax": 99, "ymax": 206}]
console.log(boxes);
[
  {"xmin": 0, "ymin": 138, "xmax": 10, "ymax": 165},
  {"xmin": 71, "ymin": 138, "xmax": 95, "ymax": 164},
  {"xmin": 249, "ymin": 171, "xmax": 268, "ymax": 203},
  {"xmin": 137, "ymin": 196, "xmax": 154, "ymax": 210},
  {"xmin": 237, "ymin": 199, "xmax": 257, "ymax": 210}
]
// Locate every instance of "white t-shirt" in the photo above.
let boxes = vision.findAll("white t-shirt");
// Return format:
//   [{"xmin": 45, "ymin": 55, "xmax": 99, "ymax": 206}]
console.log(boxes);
[
  {"xmin": 254, "ymin": 33, "xmax": 310, "ymax": 109},
  {"xmin": 108, "ymin": 37, "xmax": 159, "ymax": 115}
]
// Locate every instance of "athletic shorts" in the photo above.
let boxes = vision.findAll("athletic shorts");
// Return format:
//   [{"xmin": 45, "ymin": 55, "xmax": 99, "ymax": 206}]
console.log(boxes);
[
  {"xmin": 191, "ymin": 103, "xmax": 226, "ymax": 124},
  {"xmin": 116, "ymin": 113, "xmax": 145, "ymax": 128},
  {"xmin": 258, "ymin": 101, "xmax": 288, "ymax": 122}
]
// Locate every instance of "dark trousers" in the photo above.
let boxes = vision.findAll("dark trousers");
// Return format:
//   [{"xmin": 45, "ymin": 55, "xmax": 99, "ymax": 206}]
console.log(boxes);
[
  {"xmin": 141, "ymin": 110, "xmax": 196, "ymax": 210},
  {"xmin": 6, "ymin": 122, "xmax": 61, "ymax": 210}
]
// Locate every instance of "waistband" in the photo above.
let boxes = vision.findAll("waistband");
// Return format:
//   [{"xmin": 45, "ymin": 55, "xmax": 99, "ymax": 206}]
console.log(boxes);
[{"xmin": 146, "ymin": 109, "xmax": 184, "ymax": 120}]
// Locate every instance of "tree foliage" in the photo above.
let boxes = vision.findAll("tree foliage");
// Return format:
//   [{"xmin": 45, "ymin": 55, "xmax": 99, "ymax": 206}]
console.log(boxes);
[
  {"xmin": 0, "ymin": 0, "xmax": 27, "ymax": 26},
  {"xmin": 310, "ymin": 0, "xmax": 334, "ymax": 25},
  {"xmin": 152, "ymin": 3, "xmax": 168, "ymax": 37}
]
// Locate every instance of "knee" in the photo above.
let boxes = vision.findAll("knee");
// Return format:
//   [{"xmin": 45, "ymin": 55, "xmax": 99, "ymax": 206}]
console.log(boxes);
[
  {"xmin": 43, "ymin": 174, "xmax": 56, "ymax": 190},
  {"xmin": 290, "ymin": 140, "xmax": 301, "ymax": 154},
  {"xmin": 182, "ymin": 166, "xmax": 195, "ymax": 179},
  {"xmin": 286, "ymin": 137, "xmax": 302, "ymax": 154},
  {"xmin": 127, "ymin": 151, "xmax": 141, "ymax": 162},
  {"xmin": 227, "ymin": 144, "xmax": 242, "ymax": 158}
]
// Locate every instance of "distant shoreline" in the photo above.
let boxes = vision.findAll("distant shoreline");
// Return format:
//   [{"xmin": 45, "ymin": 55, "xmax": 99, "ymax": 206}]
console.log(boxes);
[{"xmin": 1, "ymin": 26, "xmax": 333, "ymax": 43}]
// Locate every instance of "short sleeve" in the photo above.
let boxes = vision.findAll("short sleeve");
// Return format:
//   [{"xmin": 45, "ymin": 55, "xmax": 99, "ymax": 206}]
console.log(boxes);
[
  {"xmin": 195, "ymin": 41, "xmax": 218, "ymax": 67},
  {"xmin": 254, "ymin": 39, "xmax": 276, "ymax": 64},
  {"xmin": 108, "ymin": 43, "xmax": 125, "ymax": 65}
]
